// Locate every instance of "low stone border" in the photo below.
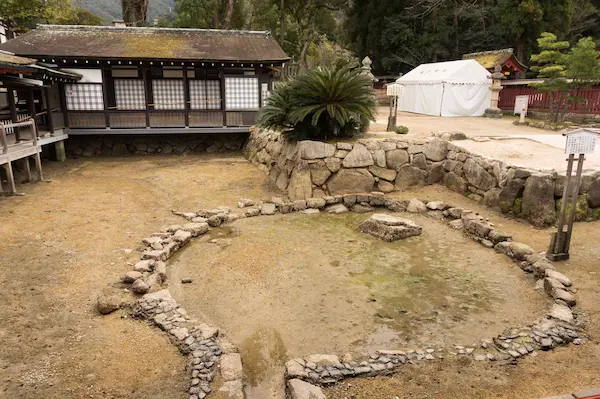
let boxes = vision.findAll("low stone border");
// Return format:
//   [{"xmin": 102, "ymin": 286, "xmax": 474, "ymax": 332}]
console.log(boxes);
[{"xmin": 98, "ymin": 191, "xmax": 584, "ymax": 399}]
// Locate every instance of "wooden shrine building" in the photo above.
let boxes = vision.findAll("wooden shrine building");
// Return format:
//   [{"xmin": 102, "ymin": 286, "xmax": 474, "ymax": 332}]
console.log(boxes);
[
  {"xmin": 0, "ymin": 24, "xmax": 289, "ymax": 136},
  {"xmin": 463, "ymin": 49, "xmax": 527, "ymax": 80}
]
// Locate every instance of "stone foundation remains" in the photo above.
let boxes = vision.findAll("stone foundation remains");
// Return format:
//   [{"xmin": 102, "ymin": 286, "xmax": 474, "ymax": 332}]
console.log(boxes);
[
  {"xmin": 244, "ymin": 128, "xmax": 600, "ymax": 227},
  {"xmin": 65, "ymin": 133, "xmax": 248, "ymax": 157}
]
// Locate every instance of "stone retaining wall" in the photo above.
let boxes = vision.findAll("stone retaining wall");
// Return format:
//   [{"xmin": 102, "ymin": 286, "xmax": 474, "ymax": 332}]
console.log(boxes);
[
  {"xmin": 65, "ymin": 133, "xmax": 248, "ymax": 157},
  {"xmin": 243, "ymin": 128, "xmax": 600, "ymax": 227}
]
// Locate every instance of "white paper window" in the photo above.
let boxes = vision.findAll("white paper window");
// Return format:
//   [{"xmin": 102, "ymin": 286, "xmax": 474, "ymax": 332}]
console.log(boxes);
[
  {"xmin": 189, "ymin": 80, "xmax": 221, "ymax": 110},
  {"xmin": 225, "ymin": 77, "xmax": 259, "ymax": 110},
  {"xmin": 261, "ymin": 82, "xmax": 270, "ymax": 106},
  {"xmin": 114, "ymin": 79, "xmax": 146, "ymax": 110},
  {"xmin": 152, "ymin": 80, "xmax": 185, "ymax": 110},
  {"xmin": 65, "ymin": 84, "xmax": 104, "ymax": 110}
]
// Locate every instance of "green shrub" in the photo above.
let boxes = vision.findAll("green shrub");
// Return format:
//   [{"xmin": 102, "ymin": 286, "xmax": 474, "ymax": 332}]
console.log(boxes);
[
  {"xmin": 393, "ymin": 125, "xmax": 409, "ymax": 134},
  {"xmin": 258, "ymin": 66, "xmax": 377, "ymax": 140}
]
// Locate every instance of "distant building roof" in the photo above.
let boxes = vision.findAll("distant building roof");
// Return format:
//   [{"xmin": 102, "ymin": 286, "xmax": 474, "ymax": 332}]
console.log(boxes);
[
  {"xmin": 463, "ymin": 48, "xmax": 527, "ymax": 72},
  {"xmin": 0, "ymin": 49, "xmax": 81, "ymax": 82},
  {"xmin": 0, "ymin": 25, "xmax": 290, "ymax": 64}
]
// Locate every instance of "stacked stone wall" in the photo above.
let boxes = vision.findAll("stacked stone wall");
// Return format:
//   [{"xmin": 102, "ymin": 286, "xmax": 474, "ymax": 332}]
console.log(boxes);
[
  {"xmin": 243, "ymin": 128, "xmax": 600, "ymax": 227},
  {"xmin": 65, "ymin": 133, "xmax": 248, "ymax": 157}
]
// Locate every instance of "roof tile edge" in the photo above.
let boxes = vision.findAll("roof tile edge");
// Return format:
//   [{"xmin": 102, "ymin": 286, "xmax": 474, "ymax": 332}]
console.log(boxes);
[{"xmin": 35, "ymin": 24, "xmax": 272, "ymax": 36}]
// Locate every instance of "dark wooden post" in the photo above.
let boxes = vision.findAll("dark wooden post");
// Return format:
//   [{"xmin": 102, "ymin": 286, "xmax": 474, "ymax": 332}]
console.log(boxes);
[
  {"xmin": 143, "ymin": 67, "xmax": 153, "ymax": 128},
  {"xmin": 7, "ymin": 89, "xmax": 20, "ymax": 142},
  {"xmin": 44, "ymin": 86, "xmax": 55, "ymax": 135},
  {"xmin": 220, "ymin": 68, "xmax": 227, "ymax": 126},
  {"xmin": 101, "ymin": 67, "xmax": 111, "ymax": 128},
  {"xmin": 59, "ymin": 82, "xmax": 69, "ymax": 128},
  {"xmin": 26, "ymin": 90, "xmax": 38, "ymax": 139},
  {"xmin": 183, "ymin": 65, "xmax": 190, "ymax": 127}
]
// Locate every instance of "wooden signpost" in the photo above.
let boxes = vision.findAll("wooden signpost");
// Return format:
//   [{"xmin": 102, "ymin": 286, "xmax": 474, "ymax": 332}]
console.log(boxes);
[
  {"xmin": 386, "ymin": 82, "xmax": 402, "ymax": 131},
  {"xmin": 547, "ymin": 129, "xmax": 599, "ymax": 261}
]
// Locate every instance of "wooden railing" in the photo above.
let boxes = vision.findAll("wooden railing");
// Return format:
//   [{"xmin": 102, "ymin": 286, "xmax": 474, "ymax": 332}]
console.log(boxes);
[{"xmin": 499, "ymin": 86, "xmax": 600, "ymax": 114}]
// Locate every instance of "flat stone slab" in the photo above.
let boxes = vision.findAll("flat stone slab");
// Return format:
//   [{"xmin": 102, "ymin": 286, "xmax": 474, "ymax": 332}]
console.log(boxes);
[{"xmin": 359, "ymin": 213, "xmax": 422, "ymax": 242}]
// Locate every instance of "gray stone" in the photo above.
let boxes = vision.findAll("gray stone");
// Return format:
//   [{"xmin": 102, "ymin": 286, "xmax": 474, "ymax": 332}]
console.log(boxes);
[
  {"xmin": 207, "ymin": 215, "xmax": 222, "ymax": 227},
  {"xmin": 423, "ymin": 140, "xmax": 448, "ymax": 162},
  {"xmin": 220, "ymin": 353, "xmax": 243, "ymax": 381},
  {"xmin": 426, "ymin": 201, "xmax": 449, "ymax": 211},
  {"xmin": 368, "ymin": 165, "xmax": 396, "ymax": 181},
  {"xmin": 488, "ymin": 229, "xmax": 512, "ymax": 244},
  {"xmin": 287, "ymin": 379, "xmax": 326, "ymax": 399},
  {"xmin": 286, "ymin": 359, "xmax": 308, "ymax": 378},
  {"xmin": 298, "ymin": 141, "xmax": 336, "ymax": 160},
  {"xmin": 342, "ymin": 144, "xmax": 374, "ymax": 168},
  {"xmin": 305, "ymin": 354, "xmax": 340, "ymax": 365},
  {"xmin": 336, "ymin": 142, "xmax": 353, "ymax": 151},
  {"xmin": 131, "ymin": 279, "xmax": 150, "ymax": 294},
  {"xmin": 310, "ymin": 161, "xmax": 332, "ymax": 186},
  {"xmin": 122, "ymin": 270, "xmax": 143, "ymax": 283},
  {"xmin": 494, "ymin": 241, "xmax": 535, "ymax": 261},
  {"xmin": 325, "ymin": 204, "xmax": 349, "ymax": 214},
  {"xmin": 182, "ymin": 222, "xmax": 209, "ymax": 237},
  {"xmin": 276, "ymin": 171, "xmax": 289, "ymax": 191},
  {"xmin": 386, "ymin": 149, "xmax": 409, "ymax": 170},
  {"xmin": 378, "ymin": 180, "xmax": 395, "ymax": 193},
  {"xmin": 544, "ymin": 277, "xmax": 566, "ymax": 298},
  {"xmin": 173, "ymin": 229, "xmax": 192, "ymax": 244},
  {"xmin": 327, "ymin": 168, "xmax": 375, "ymax": 195},
  {"xmin": 545, "ymin": 269, "xmax": 572, "ymax": 287},
  {"xmin": 97, "ymin": 287, "xmax": 123, "ymax": 315},
  {"xmin": 406, "ymin": 198, "xmax": 427, "ymax": 213},
  {"xmin": 554, "ymin": 289, "xmax": 576, "ymax": 306},
  {"xmin": 463, "ymin": 218, "xmax": 492, "ymax": 238},
  {"xmin": 324, "ymin": 157, "xmax": 342, "ymax": 173},
  {"xmin": 427, "ymin": 162, "xmax": 445, "ymax": 184},
  {"xmin": 444, "ymin": 172, "xmax": 468, "ymax": 193},
  {"xmin": 395, "ymin": 164, "xmax": 427, "ymax": 191},
  {"xmin": 351, "ymin": 204, "xmax": 373, "ymax": 213},
  {"xmin": 112, "ymin": 143, "xmax": 129, "ymax": 156},
  {"xmin": 498, "ymin": 179, "xmax": 525, "ymax": 213},
  {"xmin": 307, "ymin": 198, "xmax": 327, "ymax": 209},
  {"xmin": 448, "ymin": 219, "xmax": 464, "ymax": 229},
  {"xmin": 261, "ymin": 203, "xmax": 277, "ymax": 215},
  {"xmin": 134, "ymin": 260, "xmax": 155, "ymax": 272},
  {"xmin": 521, "ymin": 175, "xmax": 557, "ymax": 227},
  {"xmin": 484, "ymin": 188, "xmax": 502, "ymax": 207},
  {"xmin": 288, "ymin": 167, "xmax": 313, "ymax": 201},
  {"xmin": 464, "ymin": 158, "xmax": 496, "ymax": 191},
  {"xmin": 244, "ymin": 207, "xmax": 261, "ymax": 217},
  {"xmin": 238, "ymin": 198, "xmax": 255, "ymax": 208},
  {"xmin": 359, "ymin": 214, "xmax": 422, "ymax": 241},
  {"xmin": 373, "ymin": 149, "xmax": 386, "ymax": 167},
  {"xmin": 549, "ymin": 303, "xmax": 574, "ymax": 323},
  {"xmin": 447, "ymin": 207, "xmax": 464, "ymax": 219},
  {"xmin": 411, "ymin": 153, "xmax": 427, "ymax": 169},
  {"xmin": 588, "ymin": 179, "xmax": 600, "ymax": 208},
  {"xmin": 301, "ymin": 208, "xmax": 321, "ymax": 215}
]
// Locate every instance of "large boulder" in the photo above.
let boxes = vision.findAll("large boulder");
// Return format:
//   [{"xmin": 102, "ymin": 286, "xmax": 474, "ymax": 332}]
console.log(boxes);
[
  {"xmin": 588, "ymin": 178, "xmax": 600, "ymax": 208},
  {"xmin": 288, "ymin": 167, "xmax": 313, "ymax": 200},
  {"xmin": 464, "ymin": 158, "xmax": 496, "ymax": 191},
  {"xmin": 386, "ymin": 149, "xmax": 409, "ymax": 170},
  {"xmin": 426, "ymin": 162, "xmax": 445, "ymax": 184},
  {"xmin": 395, "ymin": 164, "xmax": 427, "ymax": 191},
  {"xmin": 298, "ymin": 141, "xmax": 336, "ymax": 160},
  {"xmin": 423, "ymin": 140, "xmax": 448, "ymax": 162},
  {"xmin": 521, "ymin": 175, "xmax": 557, "ymax": 227},
  {"xmin": 368, "ymin": 165, "xmax": 397, "ymax": 182},
  {"xmin": 342, "ymin": 143, "xmax": 374, "ymax": 168},
  {"xmin": 327, "ymin": 168, "xmax": 375, "ymax": 195},
  {"xmin": 498, "ymin": 179, "xmax": 525, "ymax": 213},
  {"xmin": 443, "ymin": 172, "xmax": 468, "ymax": 193},
  {"xmin": 359, "ymin": 214, "xmax": 422, "ymax": 241}
]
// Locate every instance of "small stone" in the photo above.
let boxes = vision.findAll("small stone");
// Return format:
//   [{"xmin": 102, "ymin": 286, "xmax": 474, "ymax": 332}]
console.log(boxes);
[
  {"xmin": 207, "ymin": 215, "xmax": 221, "ymax": 227},
  {"xmin": 238, "ymin": 198, "xmax": 254, "ymax": 208},
  {"xmin": 406, "ymin": 199, "xmax": 427, "ymax": 213},
  {"xmin": 131, "ymin": 279, "xmax": 149, "ymax": 294},
  {"xmin": 122, "ymin": 271, "xmax": 143, "ymax": 283},
  {"xmin": 182, "ymin": 278, "xmax": 193, "ymax": 284},
  {"xmin": 351, "ymin": 204, "xmax": 373, "ymax": 213},
  {"xmin": 473, "ymin": 354, "xmax": 486, "ymax": 361},
  {"xmin": 545, "ymin": 269, "xmax": 572, "ymax": 287},
  {"xmin": 134, "ymin": 260, "xmax": 155, "ymax": 272},
  {"xmin": 301, "ymin": 208, "xmax": 320, "ymax": 215},
  {"xmin": 549, "ymin": 304, "xmax": 574, "ymax": 323},
  {"xmin": 261, "ymin": 203, "xmax": 277, "ymax": 215},
  {"xmin": 325, "ymin": 204, "xmax": 349, "ymax": 214}
]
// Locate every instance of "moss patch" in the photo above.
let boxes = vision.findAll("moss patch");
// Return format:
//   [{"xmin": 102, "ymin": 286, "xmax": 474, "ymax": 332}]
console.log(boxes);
[
  {"xmin": 556, "ymin": 195, "xmax": 589, "ymax": 222},
  {"xmin": 512, "ymin": 197, "xmax": 522, "ymax": 215}
]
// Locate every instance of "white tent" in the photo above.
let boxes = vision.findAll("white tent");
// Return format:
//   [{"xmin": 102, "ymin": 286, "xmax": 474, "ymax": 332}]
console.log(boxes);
[{"xmin": 397, "ymin": 59, "xmax": 492, "ymax": 117}]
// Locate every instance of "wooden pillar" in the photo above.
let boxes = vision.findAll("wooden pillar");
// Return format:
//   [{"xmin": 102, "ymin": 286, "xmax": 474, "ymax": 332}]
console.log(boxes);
[
  {"xmin": 101, "ymin": 67, "xmax": 111, "ymax": 128},
  {"xmin": 26, "ymin": 90, "xmax": 38, "ymax": 139},
  {"xmin": 183, "ymin": 65, "xmax": 190, "ymax": 127},
  {"xmin": 220, "ymin": 68, "xmax": 227, "ymax": 126},
  {"xmin": 59, "ymin": 83, "xmax": 69, "ymax": 128},
  {"xmin": 44, "ymin": 86, "xmax": 55, "ymax": 135},
  {"xmin": 143, "ymin": 67, "xmax": 153, "ymax": 128},
  {"xmin": 3, "ymin": 161, "xmax": 16, "ymax": 193},
  {"xmin": 7, "ymin": 89, "xmax": 20, "ymax": 142},
  {"xmin": 23, "ymin": 157, "xmax": 32, "ymax": 182},
  {"xmin": 564, "ymin": 154, "xmax": 585, "ymax": 251}
]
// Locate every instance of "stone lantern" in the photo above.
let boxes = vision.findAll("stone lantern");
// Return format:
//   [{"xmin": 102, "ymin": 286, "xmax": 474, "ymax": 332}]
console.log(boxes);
[
  {"xmin": 361, "ymin": 56, "xmax": 377, "ymax": 86},
  {"xmin": 484, "ymin": 63, "xmax": 505, "ymax": 118}
]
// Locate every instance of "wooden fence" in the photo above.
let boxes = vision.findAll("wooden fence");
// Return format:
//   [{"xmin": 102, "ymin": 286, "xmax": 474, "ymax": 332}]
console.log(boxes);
[{"xmin": 499, "ymin": 86, "xmax": 600, "ymax": 114}]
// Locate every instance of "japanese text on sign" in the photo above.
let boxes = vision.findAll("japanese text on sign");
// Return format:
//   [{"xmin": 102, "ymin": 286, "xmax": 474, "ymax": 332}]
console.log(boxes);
[{"xmin": 565, "ymin": 133, "xmax": 596, "ymax": 155}]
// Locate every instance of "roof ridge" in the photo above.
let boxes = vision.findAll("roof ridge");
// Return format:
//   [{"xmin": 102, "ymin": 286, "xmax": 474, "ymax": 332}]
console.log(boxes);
[
  {"xmin": 36, "ymin": 24, "xmax": 272, "ymax": 36},
  {"xmin": 464, "ymin": 48, "xmax": 514, "ymax": 57}
]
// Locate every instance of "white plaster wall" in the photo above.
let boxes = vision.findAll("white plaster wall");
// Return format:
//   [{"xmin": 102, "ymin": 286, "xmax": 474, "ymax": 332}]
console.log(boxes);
[{"xmin": 62, "ymin": 68, "xmax": 103, "ymax": 83}]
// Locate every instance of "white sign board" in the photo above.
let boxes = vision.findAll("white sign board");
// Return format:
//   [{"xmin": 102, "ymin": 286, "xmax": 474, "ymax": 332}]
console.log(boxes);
[
  {"xmin": 387, "ymin": 83, "xmax": 403, "ymax": 97},
  {"xmin": 514, "ymin": 95, "xmax": 529, "ymax": 115},
  {"xmin": 565, "ymin": 131, "xmax": 596, "ymax": 155}
]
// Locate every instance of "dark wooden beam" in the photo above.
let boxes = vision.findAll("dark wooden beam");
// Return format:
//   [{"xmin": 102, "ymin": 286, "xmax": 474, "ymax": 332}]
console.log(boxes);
[
  {"xmin": 143, "ymin": 67, "xmax": 152, "ymax": 127},
  {"xmin": 58, "ymin": 83, "xmax": 69, "ymax": 128},
  {"xmin": 220, "ymin": 67, "xmax": 227, "ymax": 127},
  {"xmin": 183, "ymin": 65, "xmax": 190, "ymax": 127},
  {"xmin": 101, "ymin": 67, "xmax": 111, "ymax": 128},
  {"xmin": 44, "ymin": 87, "xmax": 55, "ymax": 134},
  {"xmin": 6, "ymin": 89, "xmax": 20, "ymax": 142}
]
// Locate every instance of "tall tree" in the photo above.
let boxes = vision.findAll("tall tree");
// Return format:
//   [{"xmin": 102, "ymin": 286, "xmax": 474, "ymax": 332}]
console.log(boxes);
[
  {"xmin": 122, "ymin": 0, "xmax": 149, "ymax": 26},
  {"xmin": 173, "ymin": 0, "xmax": 246, "ymax": 29}
]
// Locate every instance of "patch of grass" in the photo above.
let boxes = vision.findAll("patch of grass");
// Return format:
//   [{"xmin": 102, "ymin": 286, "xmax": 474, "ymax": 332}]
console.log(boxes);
[{"xmin": 393, "ymin": 125, "xmax": 409, "ymax": 134}]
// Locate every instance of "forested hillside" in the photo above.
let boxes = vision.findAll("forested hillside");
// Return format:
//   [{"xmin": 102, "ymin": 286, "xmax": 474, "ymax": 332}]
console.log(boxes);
[{"xmin": 74, "ymin": 0, "xmax": 175, "ymax": 23}]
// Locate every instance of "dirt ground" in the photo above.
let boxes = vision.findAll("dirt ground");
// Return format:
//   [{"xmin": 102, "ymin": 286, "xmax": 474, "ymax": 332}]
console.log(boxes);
[
  {"xmin": 174, "ymin": 211, "xmax": 546, "ymax": 398},
  {"xmin": 1, "ymin": 155, "xmax": 599, "ymax": 399},
  {"xmin": 324, "ymin": 186, "xmax": 600, "ymax": 399},
  {"xmin": 0, "ymin": 154, "xmax": 279, "ymax": 399}
]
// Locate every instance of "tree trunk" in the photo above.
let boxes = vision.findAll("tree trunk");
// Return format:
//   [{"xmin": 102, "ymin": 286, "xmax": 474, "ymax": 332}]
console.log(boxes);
[
  {"xmin": 122, "ymin": 0, "xmax": 148, "ymax": 26},
  {"xmin": 299, "ymin": 32, "xmax": 313, "ymax": 70},
  {"xmin": 515, "ymin": 36, "xmax": 525, "ymax": 67},
  {"xmin": 222, "ymin": 0, "xmax": 234, "ymax": 29}
]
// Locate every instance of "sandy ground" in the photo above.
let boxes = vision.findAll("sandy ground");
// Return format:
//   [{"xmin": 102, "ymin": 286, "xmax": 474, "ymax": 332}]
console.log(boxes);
[
  {"xmin": 0, "ymin": 154, "xmax": 279, "ymax": 399},
  {"xmin": 174, "ymin": 212, "xmax": 546, "ymax": 398},
  {"xmin": 370, "ymin": 107, "xmax": 600, "ymax": 171},
  {"xmin": 1, "ymin": 155, "xmax": 599, "ymax": 399},
  {"xmin": 325, "ymin": 185, "xmax": 600, "ymax": 399}
]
